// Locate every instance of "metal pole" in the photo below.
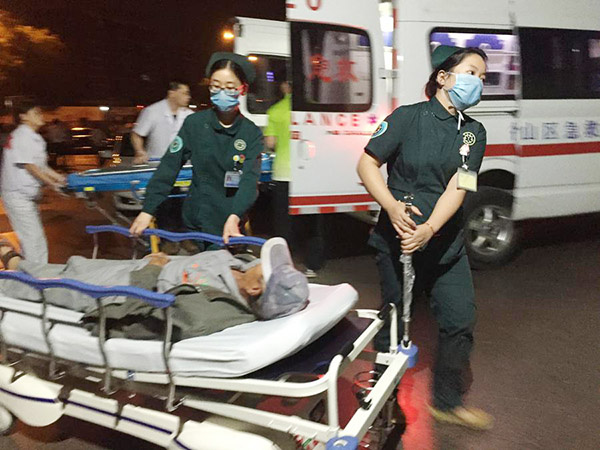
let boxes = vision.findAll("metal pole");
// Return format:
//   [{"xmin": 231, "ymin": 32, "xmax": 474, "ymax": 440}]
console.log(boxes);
[{"xmin": 399, "ymin": 194, "xmax": 416, "ymax": 348}]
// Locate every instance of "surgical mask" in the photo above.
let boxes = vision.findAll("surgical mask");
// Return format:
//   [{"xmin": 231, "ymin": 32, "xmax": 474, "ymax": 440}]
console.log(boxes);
[
  {"xmin": 210, "ymin": 89, "xmax": 240, "ymax": 112},
  {"xmin": 447, "ymin": 73, "xmax": 483, "ymax": 111}
]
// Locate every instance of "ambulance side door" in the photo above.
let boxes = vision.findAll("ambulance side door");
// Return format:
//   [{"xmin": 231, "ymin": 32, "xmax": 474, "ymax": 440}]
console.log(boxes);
[{"xmin": 286, "ymin": 0, "xmax": 388, "ymax": 215}]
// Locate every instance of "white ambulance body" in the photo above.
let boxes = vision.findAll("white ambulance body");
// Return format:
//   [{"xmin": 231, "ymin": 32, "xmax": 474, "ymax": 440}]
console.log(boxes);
[{"xmin": 235, "ymin": 0, "xmax": 600, "ymax": 267}]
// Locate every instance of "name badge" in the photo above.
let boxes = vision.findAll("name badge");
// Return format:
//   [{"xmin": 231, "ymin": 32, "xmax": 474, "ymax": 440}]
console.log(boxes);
[
  {"xmin": 224, "ymin": 171, "xmax": 241, "ymax": 188},
  {"xmin": 457, "ymin": 167, "xmax": 478, "ymax": 192}
]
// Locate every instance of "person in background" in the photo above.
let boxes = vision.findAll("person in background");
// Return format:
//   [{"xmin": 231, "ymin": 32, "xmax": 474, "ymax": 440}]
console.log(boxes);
[
  {"xmin": 130, "ymin": 81, "xmax": 193, "ymax": 251},
  {"xmin": 131, "ymin": 82, "xmax": 193, "ymax": 164},
  {"xmin": 357, "ymin": 45, "xmax": 492, "ymax": 430},
  {"xmin": 264, "ymin": 81, "xmax": 325, "ymax": 278},
  {"xmin": 1, "ymin": 100, "xmax": 66, "ymax": 263},
  {"xmin": 129, "ymin": 53, "xmax": 263, "ymax": 246}
]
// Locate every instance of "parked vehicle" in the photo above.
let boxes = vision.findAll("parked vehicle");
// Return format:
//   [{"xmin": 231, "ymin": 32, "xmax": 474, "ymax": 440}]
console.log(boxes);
[
  {"xmin": 232, "ymin": 0, "xmax": 600, "ymax": 268},
  {"xmin": 48, "ymin": 126, "xmax": 113, "ymax": 170}
]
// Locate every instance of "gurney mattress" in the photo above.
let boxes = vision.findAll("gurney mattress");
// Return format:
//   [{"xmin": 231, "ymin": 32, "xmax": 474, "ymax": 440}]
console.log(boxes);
[{"xmin": 0, "ymin": 283, "xmax": 357, "ymax": 378}]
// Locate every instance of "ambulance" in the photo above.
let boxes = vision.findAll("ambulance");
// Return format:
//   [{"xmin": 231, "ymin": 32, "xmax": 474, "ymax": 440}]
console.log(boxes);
[{"xmin": 233, "ymin": 0, "xmax": 600, "ymax": 267}]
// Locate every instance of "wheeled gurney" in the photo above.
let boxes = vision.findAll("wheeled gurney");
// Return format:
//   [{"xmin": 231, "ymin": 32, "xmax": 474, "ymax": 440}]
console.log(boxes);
[
  {"xmin": 0, "ymin": 228, "xmax": 413, "ymax": 449},
  {"xmin": 66, "ymin": 154, "xmax": 275, "ymax": 224}
]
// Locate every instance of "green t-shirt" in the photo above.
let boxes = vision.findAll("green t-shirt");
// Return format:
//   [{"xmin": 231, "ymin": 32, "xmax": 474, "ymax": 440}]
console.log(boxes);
[{"xmin": 264, "ymin": 94, "xmax": 291, "ymax": 181}]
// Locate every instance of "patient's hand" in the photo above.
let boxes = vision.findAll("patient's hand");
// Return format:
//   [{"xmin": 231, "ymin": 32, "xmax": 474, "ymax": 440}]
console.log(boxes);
[{"xmin": 145, "ymin": 252, "xmax": 170, "ymax": 267}]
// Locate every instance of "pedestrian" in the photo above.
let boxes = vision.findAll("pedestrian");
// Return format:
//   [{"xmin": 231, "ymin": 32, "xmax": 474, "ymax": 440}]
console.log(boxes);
[
  {"xmin": 129, "ymin": 52, "xmax": 263, "ymax": 246},
  {"xmin": 129, "ymin": 81, "xmax": 193, "ymax": 250},
  {"xmin": 131, "ymin": 82, "xmax": 193, "ymax": 164},
  {"xmin": 357, "ymin": 45, "xmax": 493, "ymax": 429},
  {"xmin": 1, "ymin": 100, "xmax": 66, "ymax": 264},
  {"xmin": 264, "ymin": 81, "xmax": 325, "ymax": 278}
]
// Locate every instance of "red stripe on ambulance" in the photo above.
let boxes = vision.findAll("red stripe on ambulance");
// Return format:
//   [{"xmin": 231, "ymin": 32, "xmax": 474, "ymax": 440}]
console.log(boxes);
[
  {"xmin": 290, "ymin": 194, "xmax": 374, "ymax": 206},
  {"xmin": 486, "ymin": 141, "xmax": 600, "ymax": 157}
]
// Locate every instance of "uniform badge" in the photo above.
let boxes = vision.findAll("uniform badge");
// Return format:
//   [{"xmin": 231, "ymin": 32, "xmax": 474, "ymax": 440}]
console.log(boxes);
[
  {"xmin": 462, "ymin": 131, "xmax": 476, "ymax": 146},
  {"xmin": 234, "ymin": 139, "xmax": 247, "ymax": 151},
  {"xmin": 371, "ymin": 121, "xmax": 388, "ymax": 139},
  {"xmin": 169, "ymin": 136, "xmax": 183, "ymax": 153}
]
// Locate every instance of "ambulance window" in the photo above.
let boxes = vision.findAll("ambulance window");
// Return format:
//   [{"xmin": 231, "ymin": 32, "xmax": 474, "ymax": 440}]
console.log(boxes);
[
  {"xmin": 519, "ymin": 28, "xmax": 600, "ymax": 99},
  {"xmin": 430, "ymin": 29, "xmax": 520, "ymax": 100},
  {"xmin": 246, "ymin": 55, "xmax": 289, "ymax": 114},
  {"xmin": 291, "ymin": 22, "xmax": 372, "ymax": 112}
]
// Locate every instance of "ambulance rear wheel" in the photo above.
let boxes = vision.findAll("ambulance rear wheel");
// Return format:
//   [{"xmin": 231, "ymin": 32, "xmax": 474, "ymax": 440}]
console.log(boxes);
[
  {"xmin": 463, "ymin": 187, "xmax": 519, "ymax": 269},
  {"xmin": 0, "ymin": 406, "xmax": 16, "ymax": 435}
]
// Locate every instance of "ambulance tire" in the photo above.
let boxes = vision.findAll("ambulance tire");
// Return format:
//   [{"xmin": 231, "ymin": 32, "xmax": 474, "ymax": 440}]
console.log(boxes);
[{"xmin": 462, "ymin": 187, "xmax": 520, "ymax": 269}]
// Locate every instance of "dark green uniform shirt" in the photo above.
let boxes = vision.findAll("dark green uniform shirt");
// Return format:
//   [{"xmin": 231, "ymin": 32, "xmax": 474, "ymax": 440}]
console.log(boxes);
[
  {"xmin": 365, "ymin": 97, "xmax": 487, "ymax": 265},
  {"xmin": 142, "ymin": 109, "xmax": 263, "ymax": 235}
]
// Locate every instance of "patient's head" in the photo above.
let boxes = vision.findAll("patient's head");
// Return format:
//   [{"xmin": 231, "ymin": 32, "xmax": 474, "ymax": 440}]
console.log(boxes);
[{"xmin": 250, "ymin": 238, "xmax": 309, "ymax": 320}]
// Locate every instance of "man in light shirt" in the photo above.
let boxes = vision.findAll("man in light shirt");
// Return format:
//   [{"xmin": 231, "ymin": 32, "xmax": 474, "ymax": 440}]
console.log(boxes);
[
  {"xmin": 131, "ymin": 81, "xmax": 192, "ymax": 164},
  {"xmin": 131, "ymin": 82, "xmax": 193, "ymax": 243}
]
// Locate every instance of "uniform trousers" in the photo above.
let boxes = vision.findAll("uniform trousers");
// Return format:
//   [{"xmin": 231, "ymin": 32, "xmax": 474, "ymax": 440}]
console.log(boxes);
[
  {"xmin": 374, "ymin": 249, "xmax": 475, "ymax": 411},
  {"xmin": 2, "ymin": 192, "xmax": 48, "ymax": 264}
]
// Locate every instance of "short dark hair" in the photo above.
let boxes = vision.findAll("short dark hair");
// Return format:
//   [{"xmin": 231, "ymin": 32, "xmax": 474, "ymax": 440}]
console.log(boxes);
[
  {"xmin": 13, "ymin": 99, "xmax": 39, "ymax": 123},
  {"xmin": 168, "ymin": 81, "xmax": 188, "ymax": 92},
  {"xmin": 208, "ymin": 59, "xmax": 248, "ymax": 85},
  {"xmin": 424, "ymin": 47, "xmax": 488, "ymax": 99}
]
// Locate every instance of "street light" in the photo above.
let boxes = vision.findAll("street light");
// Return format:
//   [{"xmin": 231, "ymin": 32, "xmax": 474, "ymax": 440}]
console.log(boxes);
[
  {"xmin": 99, "ymin": 106, "xmax": 110, "ymax": 112},
  {"xmin": 223, "ymin": 30, "xmax": 234, "ymax": 41}
]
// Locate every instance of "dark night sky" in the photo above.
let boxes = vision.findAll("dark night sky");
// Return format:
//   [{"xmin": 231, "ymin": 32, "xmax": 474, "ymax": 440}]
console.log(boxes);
[{"xmin": 0, "ymin": 0, "xmax": 284, "ymax": 105}]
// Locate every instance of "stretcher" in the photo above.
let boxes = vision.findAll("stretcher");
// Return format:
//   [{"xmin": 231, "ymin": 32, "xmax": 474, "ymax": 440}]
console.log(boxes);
[
  {"xmin": 0, "ymin": 228, "xmax": 415, "ymax": 449},
  {"xmin": 65, "ymin": 154, "xmax": 275, "ymax": 229}
]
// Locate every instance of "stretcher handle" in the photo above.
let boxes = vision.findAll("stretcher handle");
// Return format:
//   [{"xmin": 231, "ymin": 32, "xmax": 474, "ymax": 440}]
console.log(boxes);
[
  {"xmin": 0, "ymin": 270, "xmax": 175, "ymax": 308},
  {"xmin": 85, "ymin": 225, "xmax": 267, "ymax": 247}
]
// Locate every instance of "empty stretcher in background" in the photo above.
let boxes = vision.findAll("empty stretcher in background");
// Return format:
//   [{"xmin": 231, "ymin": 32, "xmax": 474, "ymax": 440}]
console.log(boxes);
[
  {"xmin": 65, "ymin": 154, "xmax": 275, "ymax": 226},
  {"xmin": 0, "ymin": 227, "xmax": 415, "ymax": 449}
]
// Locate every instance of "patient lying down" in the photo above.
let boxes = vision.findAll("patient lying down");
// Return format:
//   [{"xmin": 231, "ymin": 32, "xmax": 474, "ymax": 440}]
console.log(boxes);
[{"xmin": 0, "ymin": 238, "xmax": 309, "ymax": 342}]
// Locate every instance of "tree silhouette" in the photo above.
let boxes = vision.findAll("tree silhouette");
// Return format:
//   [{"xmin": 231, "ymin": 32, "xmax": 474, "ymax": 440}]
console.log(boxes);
[{"xmin": 0, "ymin": 10, "xmax": 65, "ymax": 103}]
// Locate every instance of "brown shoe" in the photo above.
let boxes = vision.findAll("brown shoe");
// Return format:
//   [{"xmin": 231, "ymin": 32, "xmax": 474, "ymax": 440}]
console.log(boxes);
[{"xmin": 429, "ymin": 405, "xmax": 494, "ymax": 430}]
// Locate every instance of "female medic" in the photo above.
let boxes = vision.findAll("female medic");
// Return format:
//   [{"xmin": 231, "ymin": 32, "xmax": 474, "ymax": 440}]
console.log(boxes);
[
  {"xmin": 130, "ymin": 52, "xmax": 263, "ymax": 244},
  {"xmin": 357, "ymin": 45, "xmax": 493, "ymax": 430}
]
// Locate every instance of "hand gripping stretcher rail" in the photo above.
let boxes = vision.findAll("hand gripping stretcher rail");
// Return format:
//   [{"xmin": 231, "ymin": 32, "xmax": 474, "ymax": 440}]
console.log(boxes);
[{"xmin": 0, "ymin": 226, "xmax": 418, "ymax": 449}]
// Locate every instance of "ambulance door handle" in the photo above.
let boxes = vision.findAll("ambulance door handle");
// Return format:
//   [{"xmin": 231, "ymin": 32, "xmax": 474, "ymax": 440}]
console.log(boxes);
[{"xmin": 297, "ymin": 139, "xmax": 315, "ymax": 169}]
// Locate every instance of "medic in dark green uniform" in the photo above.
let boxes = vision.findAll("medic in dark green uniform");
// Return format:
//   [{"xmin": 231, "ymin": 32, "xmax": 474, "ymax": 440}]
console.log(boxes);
[
  {"xmin": 357, "ymin": 46, "xmax": 494, "ymax": 430},
  {"xmin": 130, "ymin": 52, "xmax": 263, "ymax": 243}
]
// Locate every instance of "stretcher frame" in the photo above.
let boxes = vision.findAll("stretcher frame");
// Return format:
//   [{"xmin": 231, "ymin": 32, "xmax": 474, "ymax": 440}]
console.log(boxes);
[{"xmin": 0, "ymin": 229, "xmax": 409, "ymax": 449}]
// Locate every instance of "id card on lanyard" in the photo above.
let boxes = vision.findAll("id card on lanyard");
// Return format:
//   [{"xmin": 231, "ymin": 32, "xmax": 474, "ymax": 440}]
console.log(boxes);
[
  {"xmin": 224, "ymin": 153, "xmax": 245, "ymax": 188},
  {"xmin": 456, "ymin": 122, "xmax": 478, "ymax": 192}
]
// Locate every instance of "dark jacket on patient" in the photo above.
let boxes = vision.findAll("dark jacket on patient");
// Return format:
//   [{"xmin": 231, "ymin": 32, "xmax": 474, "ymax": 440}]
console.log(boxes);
[{"xmin": 83, "ymin": 263, "xmax": 256, "ymax": 341}]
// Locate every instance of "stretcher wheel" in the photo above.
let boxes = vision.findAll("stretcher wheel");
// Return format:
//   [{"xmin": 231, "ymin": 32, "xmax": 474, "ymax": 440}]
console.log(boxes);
[
  {"xmin": 0, "ymin": 406, "xmax": 16, "ymax": 436},
  {"xmin": 326, "ymin": 436, "xmax": 359, "ymax": 449}
]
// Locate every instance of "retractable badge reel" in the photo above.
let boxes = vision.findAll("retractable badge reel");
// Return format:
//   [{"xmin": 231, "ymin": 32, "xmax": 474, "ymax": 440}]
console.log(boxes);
[
  {"xmin": 224, "ymin": 154, "xmax": 245, "ymax": 188},
  {"xmin": 456, "ymin": 137, "xmax": 478, "ymax": 192}
]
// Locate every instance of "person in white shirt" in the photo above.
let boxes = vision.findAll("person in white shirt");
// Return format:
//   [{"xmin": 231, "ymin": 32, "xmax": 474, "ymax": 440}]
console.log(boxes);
[
  {"xmin": 130, "ymin": 82, "xmax": 193, "ymax": 245},
  {"xmin": 131, "ymin": 81, "xmax": 192, "ymax": 164},
  {"xmin": 1, "ymin": 100, "xmax": 66, "ymax": 264}
]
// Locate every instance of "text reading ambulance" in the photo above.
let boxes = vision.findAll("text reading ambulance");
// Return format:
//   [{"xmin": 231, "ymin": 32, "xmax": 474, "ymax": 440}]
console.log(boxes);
[{"xmin": 235, "ymin": 0, "xmax": 600, "ymax": 267}]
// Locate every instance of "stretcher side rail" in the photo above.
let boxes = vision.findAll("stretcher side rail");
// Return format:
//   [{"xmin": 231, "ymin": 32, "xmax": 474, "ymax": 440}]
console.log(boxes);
[
  {"xmin": 0, "ymin": 270, "xmax": 176, "ymax": 399},
  {"xmin": 85, "ymin": 224, "xmax": 267, "ymax": 247},
  {"xmin": 85, "ymin": 225, "xmax": 267, "ymax": 259}
]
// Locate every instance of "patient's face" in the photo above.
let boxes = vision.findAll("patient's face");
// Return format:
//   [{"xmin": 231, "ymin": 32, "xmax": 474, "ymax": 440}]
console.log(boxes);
[{"xmin": 240, "ymin": 264, "xmax": 265, "ymax": 299}]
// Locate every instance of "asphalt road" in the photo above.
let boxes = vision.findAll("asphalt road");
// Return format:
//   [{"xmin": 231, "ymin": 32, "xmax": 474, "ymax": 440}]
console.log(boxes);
[{"xmin": 0, "ymin": 189, "xmax": 598, "ymax": 450}]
